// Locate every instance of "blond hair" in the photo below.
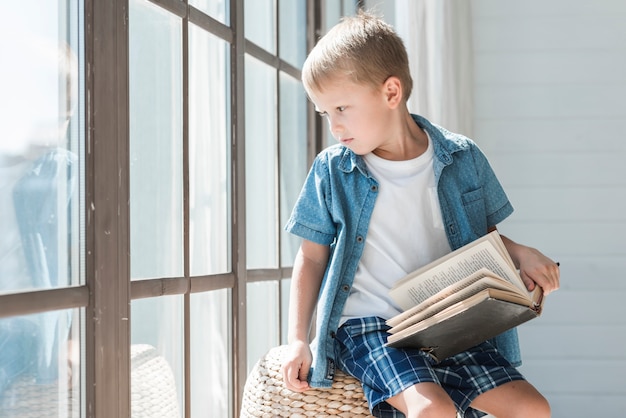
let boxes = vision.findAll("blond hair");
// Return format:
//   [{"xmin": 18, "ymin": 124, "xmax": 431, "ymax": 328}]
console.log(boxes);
[{"xmin": 302, "ymin": 12, "xmax": 413, "ymax": 100}]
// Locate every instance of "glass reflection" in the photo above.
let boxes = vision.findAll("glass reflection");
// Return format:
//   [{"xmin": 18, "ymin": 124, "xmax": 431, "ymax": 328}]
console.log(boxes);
[
  {"xmin": 131, "ymin": 296, "xmax": 183, "ymax": 418},
  {"xmin": 189, "ymin": 0, "xmax": 229, "ymax": 25},
  {"xmin": 246, "ymin": 281, "xmax": 279, "ymax": 373},
  {"xmin": 129, "ymin": 0, "xmax": 184, "ymax": 280},
  {"xmin": 279, "ymin": 72, "xmax": 307, "ymax": 267},
  {"xmin": 188, "ymin": 25, "xmax": 231, "ymax": 276},
  {"xmin": 190, "ymin": 290, "xmax": 231, "ymax": 416},
  {"xmin": 0, "ymin": 310, "xmax": 81, "ymax": 418},
  {"xmin": 280, "ymin": 279, "xmax": 291, "ymax": 345},
  {"xmin": 244, "ymin": 0, "xmax": 275, "ymax": 53},
  {"xmin": 0, "ymin": 1, "xmax": 83, "ymax": 295},
  {"xmin": 245, "ymin": 56, "xmax": 278, "ymax": 269},
  {"xmin": 279, "ymin": 0, "xmax": 306, "ymax": 67}
]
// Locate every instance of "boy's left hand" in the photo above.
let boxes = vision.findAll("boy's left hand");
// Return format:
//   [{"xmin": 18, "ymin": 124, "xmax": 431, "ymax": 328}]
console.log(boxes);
[
  {"xmin": 517, "ymin": 246, "xmax": 560, "ymax": 295},
  {"xmin": 497, "ymin": 231, "xmax": 560, "ymax": 295}
]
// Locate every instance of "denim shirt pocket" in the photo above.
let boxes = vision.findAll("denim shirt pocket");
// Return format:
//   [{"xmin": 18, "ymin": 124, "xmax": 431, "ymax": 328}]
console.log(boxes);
[{"xmin": 461, "ymin": 188, "xmax": 488, "ymax": 236}]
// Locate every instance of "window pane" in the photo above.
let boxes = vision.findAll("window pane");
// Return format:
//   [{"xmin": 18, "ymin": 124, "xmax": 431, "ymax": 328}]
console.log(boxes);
[
  {"xmin": 246, "ymin": 281, "xmax": 279, "ymax": 373},
  {"xmin": 279, "ymin": 0, "xmax": 306, "ymax": 67},
  {"xmin": 0, "ymin": 309, "xmax": 81, "ymax": 417},
  {"xmin": 323, "ymin": 0, "xmax": 357, "ymax": 32},
  {"xmin": 280, "ymin": 278, "xmax": 290, "ymax": 345},
  {"xmin": 279, "ymin": 72, "xmax": 307, "ymax": 267},
  {"xmin": 188, "ymin": 25, "xmax": 231, "ymax": 276},
  {"xmin": 129, "ymin": 0, "xmax": 184, "ymax": 280},
  {"xmin": 323, "ymin": 0, "xmax": 341, "ymax": 32},
  {"xmin": 0, "ymin": 1, "xmax": 83, "ymax": 295},
  {"xmin": 244, "ymin": 0, "xmax": 275, "ymax": 53},
  {"xmin": 190, "ymin": 290, "xmax": 231, "ymax": 417},
  {"xmin": 131, "ymin": 296, "xmax": 183, "ymax": 417},
  {"xmin": 245, "ymin": 55, "xmax": 278, "ymax": 269},
  {"xmin": 189, "ymin": 0, "xmax": 229, "ymax": 25}
]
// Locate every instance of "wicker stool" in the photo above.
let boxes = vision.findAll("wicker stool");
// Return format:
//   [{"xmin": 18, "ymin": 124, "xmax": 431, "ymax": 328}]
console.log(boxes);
[
  {"xmin": 130, "ymin": 344, "xmax": 180, "ymax": 418},
  {"xmin": 241, "ymin": 345, "xmax": 374, "ymax": 418}
]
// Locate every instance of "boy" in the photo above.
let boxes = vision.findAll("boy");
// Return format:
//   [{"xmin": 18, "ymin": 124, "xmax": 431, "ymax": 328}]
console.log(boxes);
[{"xmin": 281, "ymin": 12, "xmax": 560, "ymax": 418}]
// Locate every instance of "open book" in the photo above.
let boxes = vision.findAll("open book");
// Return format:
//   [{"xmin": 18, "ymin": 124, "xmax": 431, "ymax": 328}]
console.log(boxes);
[{"xmin": 385, "ymin": 231, "xmax": 543, "ymax": 362}]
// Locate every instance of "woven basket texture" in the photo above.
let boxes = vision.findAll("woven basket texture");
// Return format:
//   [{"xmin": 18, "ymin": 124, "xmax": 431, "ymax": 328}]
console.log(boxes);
[
  {"xmin": 0, "ymin": 344, "xmax": 179, "ymax": 418},
  {"xmin": 0, "ymin": 374, "xmax": 78, "ymax": 418},
  {"xmin": 130, "ymin": 344, "xmax": 180, "ymax": 418},
  {"xmin": 241, "ymin": 345, "xmax": 375, "ymax": 418}
]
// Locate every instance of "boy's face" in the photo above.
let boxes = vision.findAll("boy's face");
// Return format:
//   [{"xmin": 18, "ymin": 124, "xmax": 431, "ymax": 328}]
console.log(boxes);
[{"xmin": 307, "ymin": 76, "xmax": 397, "ymax": 156}]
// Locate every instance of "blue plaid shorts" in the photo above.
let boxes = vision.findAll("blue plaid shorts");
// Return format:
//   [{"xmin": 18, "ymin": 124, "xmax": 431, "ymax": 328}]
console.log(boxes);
[{"xmin": 334, "ymin": 317, "xmax": 525, "ymax": 418}]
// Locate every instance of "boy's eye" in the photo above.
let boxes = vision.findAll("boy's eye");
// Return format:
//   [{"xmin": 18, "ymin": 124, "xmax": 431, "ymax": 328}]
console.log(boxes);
[{"xmin": 316, "ymin": 107, "xmax": 344, "ymax": 117}]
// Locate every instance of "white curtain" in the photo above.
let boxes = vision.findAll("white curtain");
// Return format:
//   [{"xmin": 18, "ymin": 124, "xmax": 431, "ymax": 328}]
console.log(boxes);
[{"xmin": 395, "ymin": 0, "xmax": 474, "ymax": 137}]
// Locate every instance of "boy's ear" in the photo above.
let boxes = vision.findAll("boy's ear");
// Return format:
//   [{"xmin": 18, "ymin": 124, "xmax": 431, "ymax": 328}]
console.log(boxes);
[{"xmin": 383, "ymin": 76, "xmax": 403, "ymax": 109}]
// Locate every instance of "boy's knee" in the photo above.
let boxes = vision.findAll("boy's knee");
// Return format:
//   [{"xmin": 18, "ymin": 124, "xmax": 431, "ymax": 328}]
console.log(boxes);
[
  {"xmin": 406, "ymin": 399, "xmax": 457, "ymax": 418},
  {"xmin": 521, "ymin": 394, "xmax": 551, "ymax": 418},
  {"xmin": 388, "ymin": 382, "xmax": 457, "ymax": 418},
  {"xmin": 511, "ymin": 386, "xmax": 551, "ymax": 418},
  {"xmin": 483, "ymin": 385, "xmax": 551, "ymax": 418}
]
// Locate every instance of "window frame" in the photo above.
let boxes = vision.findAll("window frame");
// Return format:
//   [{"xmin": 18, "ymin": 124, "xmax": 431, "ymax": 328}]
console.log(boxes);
[{"xmin": 0, "ymin": 0, "xmax": 328, "ymax": 416}]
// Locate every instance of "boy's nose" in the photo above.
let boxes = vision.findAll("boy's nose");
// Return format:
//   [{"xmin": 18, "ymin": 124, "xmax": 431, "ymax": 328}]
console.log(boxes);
[{"xmin": 328, "ymin": 119, "xmax": 343, "ymax": 137}]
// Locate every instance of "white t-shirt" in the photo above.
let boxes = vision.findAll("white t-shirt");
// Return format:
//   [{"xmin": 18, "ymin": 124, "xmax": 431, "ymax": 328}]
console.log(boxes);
[{"xmin": 340, "ymin": 134, "xmax": 452, "ymax": 324}]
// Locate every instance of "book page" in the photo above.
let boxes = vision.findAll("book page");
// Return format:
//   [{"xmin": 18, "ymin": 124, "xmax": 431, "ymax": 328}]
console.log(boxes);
[
  {"xmin": 389, "ymin": 232, "xmax": 524, "ymax": 311},
  {"xmin": 386, "ymin": 289, "xmax": 528, "ymax": 344},
  {"xmin": 387, "ymin": 274, "xmax": 530, "ymax": 334},
  {"xmin": 387, "ymin": 268, "xmax": 494, "ymax": 328},
  {"xmin": 387, "ymin": 268, "xmax": 523, "ymax": 327}
]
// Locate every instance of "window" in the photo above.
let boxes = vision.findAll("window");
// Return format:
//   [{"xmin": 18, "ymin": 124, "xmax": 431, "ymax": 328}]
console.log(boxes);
[{"xmin": 0, "ymin": 1, "xmax": 358, "ymax": 416}]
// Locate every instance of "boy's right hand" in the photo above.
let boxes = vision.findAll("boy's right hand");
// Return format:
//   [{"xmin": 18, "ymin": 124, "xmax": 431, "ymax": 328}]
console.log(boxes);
[{"xmin": 281, "ymin": 340, "xmax": 312, "ymax": 392}]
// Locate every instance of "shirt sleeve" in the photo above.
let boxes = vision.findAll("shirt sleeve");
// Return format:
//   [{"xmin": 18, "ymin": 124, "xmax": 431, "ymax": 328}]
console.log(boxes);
[
  {"xmin": 470, "ymin": 143, "xmax": 514, "ymax": 226},
  {"xmin": 284, "ymin": 155, "xmax": 337, "ymax": 246}
]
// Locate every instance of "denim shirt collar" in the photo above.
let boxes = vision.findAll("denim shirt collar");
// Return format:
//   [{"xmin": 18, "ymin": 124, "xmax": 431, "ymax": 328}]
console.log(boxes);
[{"xmin": 337, "ymin": 146, "xmax": 369, "ymax": 176}]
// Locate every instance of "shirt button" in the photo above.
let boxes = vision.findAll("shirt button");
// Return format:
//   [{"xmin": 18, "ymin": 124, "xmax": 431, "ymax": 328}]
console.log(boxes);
[
  {"xmin": 356, "ymin": 236, "xmax": 364, "ymax": 243},
  {"xmin": 330, "ymin": 331, "xmax": 336, "ymax": 338},
  {"xmin": 342, "ymin": 285, "xmax": 350, "ymax": 292},
  {"xmin": 371, "ymin": 185, "xmax": 378, "ymax": 192}
]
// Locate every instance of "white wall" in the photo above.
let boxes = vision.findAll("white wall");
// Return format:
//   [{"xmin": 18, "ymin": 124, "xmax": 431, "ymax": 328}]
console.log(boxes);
[{"xmin": 472, "ymin": 1, "xmax": 626, "ymax": 417}]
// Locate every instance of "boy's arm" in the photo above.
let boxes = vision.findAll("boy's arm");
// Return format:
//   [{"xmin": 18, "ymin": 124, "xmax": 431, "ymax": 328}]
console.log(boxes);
[
  {"xmin": 490, "ymin": 227, "xmax": 560, "ymax": 295},
  {"xmin": 282, "ymin": 239, "xmax": 329, "ymax": 392}
]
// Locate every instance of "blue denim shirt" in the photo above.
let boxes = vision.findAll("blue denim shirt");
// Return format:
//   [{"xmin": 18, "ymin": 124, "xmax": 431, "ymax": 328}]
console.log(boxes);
[{"xmin": 285, "ymin": 114, "xmax": 521, "ymax": 388}]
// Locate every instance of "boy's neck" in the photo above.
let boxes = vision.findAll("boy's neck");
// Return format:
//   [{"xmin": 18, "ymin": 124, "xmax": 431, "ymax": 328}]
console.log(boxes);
[{"xmin": 372, "ymin": 111, "xmax": 428, "ymax": 161}]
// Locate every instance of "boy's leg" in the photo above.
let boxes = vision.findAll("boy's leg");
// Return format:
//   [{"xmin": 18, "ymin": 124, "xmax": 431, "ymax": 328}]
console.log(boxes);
[
  {"xmin": 386, "ymin": 382, "xmax": 457, "ymax": 418},
  {"xmin": 334, "ymin": 318, "xmax": 448, "ymax": 417},
  {"xmin": 470, "ymin": 380, "xmax": 550, "ymax": 418}
]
